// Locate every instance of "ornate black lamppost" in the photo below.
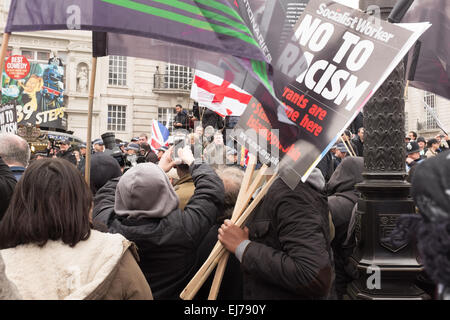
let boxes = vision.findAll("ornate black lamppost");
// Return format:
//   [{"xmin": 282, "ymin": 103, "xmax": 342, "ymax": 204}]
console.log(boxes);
[{"xmin": 347, "ymin": 0, "xmax": 430, "ymax": 300}]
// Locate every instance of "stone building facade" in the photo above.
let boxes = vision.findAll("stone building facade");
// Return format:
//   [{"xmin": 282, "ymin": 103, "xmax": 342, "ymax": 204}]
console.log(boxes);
[
  {"xmin": 404, "ymin": 86, "xmax": 450, "ymax": 140},
  {"xmin": 1, "ymin": 0, "xmax": 194, "ymax": 143}
]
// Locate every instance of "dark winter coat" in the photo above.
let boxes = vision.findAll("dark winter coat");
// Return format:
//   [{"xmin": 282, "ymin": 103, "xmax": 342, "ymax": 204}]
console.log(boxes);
[
  {"xmin": 57, "ymin": 147, "xmax": 77, "ymax": 166},
  {"xmin": 195, "ymin": 222, "xmax": 243, "ymax": 300},
  {"xmin": 201, "ymin": 109, "xmax": 224, "ymax": 129},
  {"xmin": 316, "ymin": 151, "xmax": 335, "ymax": 183},
  {"xmin": 0, "ymin": 157, "xmax": 16, "ymax": 220},
  {"xmin": 174, "ymin": 110, "xmax": 189, "ymax": 130},
  {"xmin": 351, "ymin": 136, "xmax": 364, "ymax": 157},
  {"xmin": 92, "ymin": 163, "xmax": 224, "ymax": 300},
  {"xmin": 145, "ymin": 150, "xmax": 158, "ymax": 164},
  {"xmin": 241, "ymin": 171, "xmax": 333, "ymax": 300},
  {"xmin": 326, "ymin": 157, "xmax": 364, "ymax": 299}
]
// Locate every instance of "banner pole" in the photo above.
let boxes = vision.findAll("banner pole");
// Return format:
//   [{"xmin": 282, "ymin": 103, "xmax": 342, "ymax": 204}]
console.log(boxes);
[
  {"xmin": 347, "ymin": 136, "xmax": 357, "ymax": 157},
  {"xmin": 208, "ymin": 154, "xmax": 257, "ymax": 300},
  {"xmin": 181, "ymin": 171, "xmax": 276, "ymax": 300},
  {"xmin": 84, "ymin": 57, "xmax": 98, "ymax": 187},
  {"xmin": 340, "ymin": 136, "xmax": 356, "ymax": 157},
  {"xmin": 0, "ymin": 33, "xmax": 11, "ymax": 99}
]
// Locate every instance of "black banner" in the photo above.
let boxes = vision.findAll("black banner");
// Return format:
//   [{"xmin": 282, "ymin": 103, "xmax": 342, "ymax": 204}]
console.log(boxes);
[
  {"xmin": 0, "ymin": 102, "xmax": 18, "ymax": 134},
  {"xmin": 232, "ymin": 0, "xmax": 426, "ymax": 189}
]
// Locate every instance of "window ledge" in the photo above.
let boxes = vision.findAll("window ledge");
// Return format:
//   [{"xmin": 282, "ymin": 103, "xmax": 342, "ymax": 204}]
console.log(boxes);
[{"xmin": 107, "ymin": 85, "xmax": 129, "ymax": 89}]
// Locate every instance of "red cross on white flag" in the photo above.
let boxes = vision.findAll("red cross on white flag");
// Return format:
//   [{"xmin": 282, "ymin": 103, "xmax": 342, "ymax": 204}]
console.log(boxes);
[{"xmin": 190, "ymin": 70, "xmax": 252, "ymax": 117}]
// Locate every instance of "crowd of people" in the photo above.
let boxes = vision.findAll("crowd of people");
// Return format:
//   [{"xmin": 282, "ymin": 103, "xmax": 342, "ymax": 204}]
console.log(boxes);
[{"xmin": 0, "ymin": 107, "xmax": 450, "ymax": 300}]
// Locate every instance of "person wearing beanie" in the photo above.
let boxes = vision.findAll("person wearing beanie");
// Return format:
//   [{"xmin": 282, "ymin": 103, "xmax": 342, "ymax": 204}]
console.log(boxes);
[
  {"xmin": 92, "ymin": 146, "xmax": 224, "ymax": 299},
  {"xmin": 417, "ymin": 137, "xmax": 427, "ymax": 157},
  {"xmin": 80, "ymin": 153, "xmax": 122, "ymax": 196}
]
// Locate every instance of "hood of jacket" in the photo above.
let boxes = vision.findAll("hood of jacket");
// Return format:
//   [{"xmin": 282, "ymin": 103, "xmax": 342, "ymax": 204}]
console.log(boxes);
[
  {"xmin": 326, "ymin": 157, "xmax": 364, "ymax": 195},
  {"xmin": 114, "ymin": 162, "xmax": 179, "ymax": 219},
  {"xmin": 306, "ymin": 167, "xmax": 326, "ymax": 192},
  {"xmin": 0, "ymin": 230, "xmax": 131, "ymax": 300}
]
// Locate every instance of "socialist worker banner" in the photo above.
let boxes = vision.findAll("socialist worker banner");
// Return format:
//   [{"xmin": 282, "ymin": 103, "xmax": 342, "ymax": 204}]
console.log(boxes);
[{"xmin": 232, "ymin": 0, "xmax": 430, "ymax": 189}]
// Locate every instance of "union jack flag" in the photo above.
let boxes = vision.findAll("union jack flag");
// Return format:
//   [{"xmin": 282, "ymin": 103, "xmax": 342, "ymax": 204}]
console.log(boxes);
[
  {"xmin": 150, "ymin": 120, "xmax": 170, "ymax": 152},
  {"xmin": 240, "ymin": 146, "xmax": 250, "ymax": 168}
]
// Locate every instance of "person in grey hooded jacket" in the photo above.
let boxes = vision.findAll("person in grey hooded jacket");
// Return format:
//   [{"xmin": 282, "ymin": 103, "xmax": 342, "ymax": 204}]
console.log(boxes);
[
  {"xmin": 218, "ymin": 168, "xmax": 334, "ymax": 300},
  {"xmin": 92, "ymin": 146, "xmax": 224, "ymax": 300}
]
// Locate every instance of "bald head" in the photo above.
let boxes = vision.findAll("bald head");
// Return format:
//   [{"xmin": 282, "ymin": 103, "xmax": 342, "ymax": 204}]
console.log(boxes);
[
  {"xmin": 0, "ymin": 134, "xmax": 31, "ymax": 167},
  {"xmin": 216, "ymin": 167, "xmax": 244, "ymax": 216}
]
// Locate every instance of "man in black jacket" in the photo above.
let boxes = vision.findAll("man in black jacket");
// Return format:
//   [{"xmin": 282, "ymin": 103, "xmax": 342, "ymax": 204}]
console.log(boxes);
[
  {"xmin": 351, "ymin": 127, "xmax": 364, "ymax": 157},
  {"xmin": 218, "ymin": 168, "xmax": 334, "ymax": 299},
  {"xmin": 57, "ymin": 139, "xmax": 77, "ymax": 166},
  {"xmin": 92, "ymin": 146, "xmax": 224, "ymax": 299},
  {"xmin": 173, "ymin": 104, "xmax": 190, "ymax": 131},
  {"xmin": 0, "ymin": 156, "xmax": 16, "ymax": 220}
]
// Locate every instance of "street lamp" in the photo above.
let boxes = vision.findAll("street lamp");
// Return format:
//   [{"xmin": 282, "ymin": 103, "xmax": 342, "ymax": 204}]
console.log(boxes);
[{"xmin": 347, "ymin": 0, "xmax": 429, "ymax": 299}]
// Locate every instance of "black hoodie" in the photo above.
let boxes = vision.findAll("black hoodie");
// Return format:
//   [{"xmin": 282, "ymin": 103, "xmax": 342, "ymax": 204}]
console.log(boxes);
[{"xmin": 326, "ymin": 156, "xmax": 364, "ymax": 299}]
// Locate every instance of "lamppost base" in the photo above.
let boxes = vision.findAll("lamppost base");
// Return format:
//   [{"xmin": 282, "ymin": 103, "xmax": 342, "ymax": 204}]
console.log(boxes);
[{"xmin": 347, "ymin": 277, "xmax": 430, "ymax": 300}]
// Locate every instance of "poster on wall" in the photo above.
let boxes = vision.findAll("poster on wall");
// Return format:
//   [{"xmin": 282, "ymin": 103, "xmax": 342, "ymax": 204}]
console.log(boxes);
[{"xmin": 1, "ymin": 59, "xmax": 66, "ymax": 130}]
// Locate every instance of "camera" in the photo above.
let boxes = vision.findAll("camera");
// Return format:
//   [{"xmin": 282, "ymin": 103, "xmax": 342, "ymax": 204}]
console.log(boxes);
[{"xmin": 172, "ymin": 131, "xmax": 187, "ymax": 163}]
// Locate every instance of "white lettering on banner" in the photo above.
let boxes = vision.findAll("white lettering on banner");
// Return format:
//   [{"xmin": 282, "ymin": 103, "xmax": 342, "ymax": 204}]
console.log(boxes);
[
  {"xmin": 242, "ymin": 0, "xmax": 272, "ymax": 63},
  {"xmin": 0, "ymin": 122, "xmax": 17, "ymax": 134},
  {"xmin": 316, "ymin": 3, "xmax": 394, "ymax": 43},
  {"xmin": 35, "ymin": 107, "xmax": 65, "ymax": 125},
  {"xmin": 279, "ymin": 13, "xmax": 373, "ymax": 111},
  {"xmin": 16, "ymin": 106, "xmax": 65, "ymax": 125},
  {"xmin": 0, "ymin": 104, "xmax": 17, "ymax": 134}
]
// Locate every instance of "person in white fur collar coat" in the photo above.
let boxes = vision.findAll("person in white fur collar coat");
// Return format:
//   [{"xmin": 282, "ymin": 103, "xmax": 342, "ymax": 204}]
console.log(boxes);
[{"xmin": 0, "ymin": 158, "xmax": 153, "ymax": 300}]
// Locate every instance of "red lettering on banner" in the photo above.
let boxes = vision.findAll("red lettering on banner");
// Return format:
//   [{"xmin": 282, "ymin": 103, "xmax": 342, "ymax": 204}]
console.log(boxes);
[{"xmin": 300, "ymin": 113, "xmax": 323, "ymax": 137}]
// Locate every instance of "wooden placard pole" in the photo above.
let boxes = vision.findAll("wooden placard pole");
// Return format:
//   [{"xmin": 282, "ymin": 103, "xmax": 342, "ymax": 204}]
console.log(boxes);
[
  {"xmin": 180, "ymin": 171, "xmax": 277, "ymax": 300},
  {"xmin": 84, "ymin": 57, "xmax": 98, "ymax": 186},
  {"xmin": 340, "ymin": 136, "xmax": 356, "ymax": 157},
  {"xmin": 207, "ymin": 154, "xmax": 257, "ymax": 300},
  {"xmin": 0, "ymin": 33, "xmax": 11, "ymax": 98}
]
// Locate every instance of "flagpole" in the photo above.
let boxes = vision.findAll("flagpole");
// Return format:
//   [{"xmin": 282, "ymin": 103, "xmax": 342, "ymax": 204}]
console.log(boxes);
[
  {"xmin": 0, "ymin": 33, "xmax": 11, "ymax": 99},
  {"xmin": 84, "ymin": 57, "xmax": 98, "ymax": 187}
]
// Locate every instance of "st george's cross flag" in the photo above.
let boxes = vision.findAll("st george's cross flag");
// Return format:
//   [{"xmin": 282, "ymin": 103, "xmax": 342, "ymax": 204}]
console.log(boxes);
[
  {"xmin": 190, "ymin": 70, "xmax": 252, "ymax": 117},
  {"xmin": 150, "ymin": 120, "xmax": 170, "ymax": 152}
]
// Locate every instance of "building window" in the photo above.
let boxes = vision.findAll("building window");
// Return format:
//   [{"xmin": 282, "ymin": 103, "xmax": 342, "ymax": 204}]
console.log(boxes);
[
  {"xmin": 108, "ymin": 56, "xmax": 127, "ymax": 86},
  {"xmin": 107, "ymin": 105, "xmax": 126, "ymax": 132},
  {"xmin": 158, "ymin": 107, "xmax": 177, "ymax": 133},
  {"xmin": 165, "ymin": 63, "xmax": 193, "ymax": 90},
  {"xmin": 424, "ymin": 91, "xmax": 438, "ymax": 130},
  {"xmin": 20, "ymin": 49, "xmax": 50, "ymax": 62}
]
